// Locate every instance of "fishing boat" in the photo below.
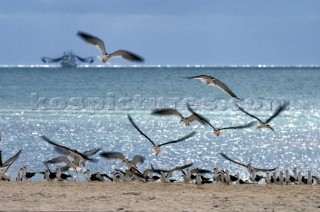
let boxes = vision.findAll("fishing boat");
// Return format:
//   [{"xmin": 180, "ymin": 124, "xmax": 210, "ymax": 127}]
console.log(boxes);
[{"xmin": 41, "ymin": 51, "xmax": 94, "ymax": 68}]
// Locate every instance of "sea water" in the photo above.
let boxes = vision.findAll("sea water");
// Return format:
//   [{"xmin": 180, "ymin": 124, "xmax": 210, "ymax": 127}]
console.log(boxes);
[{"xmin": 0, "ymin": 66, "xmax": 319, "ymax": 181}]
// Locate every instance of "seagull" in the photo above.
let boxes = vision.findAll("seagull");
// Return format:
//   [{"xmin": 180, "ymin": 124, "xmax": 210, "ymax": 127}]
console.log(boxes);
[
  {"xmin": 219, "ymin": 153, "xmax": 277, "ymax": 174},
  {"xmin": 285, "ymin": 169, "xmax": 296, "ymax": 185},
  {"xmin": 20, "ymin": 166, "xmax": 43, "ymax": 181},
  {"xmin": 195, "ymin": 173, "xmax": 204, "ymax": 188},
  {"xmin": 85, "ymin": 170, "xmax": 102, "ymax": 182},
  {"xmin": 184, "ymin": 75, "xmax": 241, "ymax": 100},
  {"xmin": 84, "ymin": 170, "xmax": 111, "ymax": 182},
  {"xmin": 250, "ymin": 169, "xmax": 265, "ymax": 183},
  {"xmin": 182, "ymin": 168, "xmax": 212, "ymax": 183},
  {"xmin": 114, "ymin": 169, "xmax": 134, "ymax": 182},
  {"xmin": 77, "ymin": 31, "xmax": 144, "ymax": 64},
  {"xmin": 223, "ymin": 170, "xmax": 239, "ymax": 185},
  {"xmin": 236, "ymin": 102, "xmax": 289, "ymax": 131},
  {"xmin": 151, "ymin": 105, "xmax": 209, "ymax": 127},
  {"xmin": 187, "ymin": 105, "xmax": 256, "ymax": 136},
  {"xmin": 43, "ymin": 169, "xmax": 57, "ymax": 181},
  {"xmin": 0, "ymin": 149, "xmax": 22, "ymax": 173},
  {"xmin": 128, "ymin": 115, "xmax": 196, "ymax": 155},
  {"xmin": 307, "ymin": 171, "xmax": 315, "ymax": 185},
  {"xmin": 160, "ymin": 163, "xmax": 193, "ymax": 183},
  {"xmin": 143, "ymin": 164, "xmax": 167, "ymax": 182},
  {"xmin": 44, "ymin": 156, "xmax": 87, "ymax": 173},
  {"xmin": 55, "ymin": 167, "xmax": 73, "ymax": 181},
  {"xmin": 100, "ymin": 151, "xmax": 145, "ymax": 170},
  {"xmin": 41, "ymin": 136, "xmax": 100, "ymax": 166},
  {"xmin": 266, "ymin": 171, "xmax": 275, "ymax": 185}
]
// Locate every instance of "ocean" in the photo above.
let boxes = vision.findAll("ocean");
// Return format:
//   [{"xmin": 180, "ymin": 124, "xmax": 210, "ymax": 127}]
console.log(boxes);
[{"xmin": 0, "ymin": 66, "xmax": 320, "ymax": 181}]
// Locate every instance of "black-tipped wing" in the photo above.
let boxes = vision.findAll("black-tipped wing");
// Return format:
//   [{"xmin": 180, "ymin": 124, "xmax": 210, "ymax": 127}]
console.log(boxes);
[
  {"xmin": 187, "ymin": 104, "xmax": 215, "ymax": 128},
  {"xmin": 109, "ymin": 50, "xmax": 144, "ymax": 62},
  {"xmin": 45, "ymin": 156, "xmax": 70, "ymax": 164},
  {"xmin": 41, "ymin": 136, "xmax": 93, "ymax": 161},
  {"xmin": 128, "ymin": 115, "xmax": 156, "ymax": 146},
  {"xmin": 100, "ymin": 151, "xmax": 126, "ymax": 161},
  {"xmin": 167, "ymin": 163, "xmax": 193, "ymax": 178},
  {"xmin": 174, "ymin": 163, "xmax": 194, "ymax": 171},
  {"xmin": 158, "ymin": 131, "xmax": 196, "ymax": 147},
  {"xmin": 184, "ymin": 75, "xmax": 213, "ymax": 84},
  {"xmin": 151, "ymin": 108, "xmax": 184, "ymax": 119},
  {"xmin": 83, "ymin": 148, "xmax": 102, "ymax": 157},
  {"xmin": 236, "ymin": 105, "xmax": 264, "ymax": 123},
  {"xmin": 149, "ymin": 163, "xmax": 169, "ymax": 174},
  {"xmin": 77, "ymin": 31, "xmax": 107, "ymax": 55},
  {"xmin": 218, "ymin": 121, "xmax": 256, "ymax": 131},
  {"xmin": 128, "ymin": 166, "xmax": 145, "ymax": 179},
  {"xmin": 219, "ymin": 153, "xmax": 248, "ymax": 168},
  {"xmin": 265, "ymin": 102, "xmax": 289, "ymax": 124},
  {"xmin": 190, "ymin": 168, "xmax": 212, "ymax": 175},
  {"xmin": 254, "ymin": 167, "xmax": 277, "ymax": 172},
  {"xmin": 211, "ymin": 78, "xmax": 241, "ymax": 100},
  {"xmin": 1, "ymin": 149, "xmax": 22, "ymax": 172},
  {"xmin": 74, "ymin": 55, "xmax": 94, "ymax": 63}
]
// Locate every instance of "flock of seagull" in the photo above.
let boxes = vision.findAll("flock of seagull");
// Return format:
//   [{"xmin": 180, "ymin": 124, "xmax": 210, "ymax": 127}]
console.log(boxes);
[{"xmin": 0, "ymin": 31, "xmax": 316, "ymax": 187}]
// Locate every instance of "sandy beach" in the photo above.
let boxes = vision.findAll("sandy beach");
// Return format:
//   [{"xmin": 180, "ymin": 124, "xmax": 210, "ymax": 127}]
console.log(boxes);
[{"xmin": 1, "ymin": 182, "xmax": 319, "ymax": 211}]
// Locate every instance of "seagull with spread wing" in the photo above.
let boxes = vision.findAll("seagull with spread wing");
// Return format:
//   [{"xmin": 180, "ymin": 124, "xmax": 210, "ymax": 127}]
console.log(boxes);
[
  {"xmin": 99, "ymin": 151, "xmax": 145, "ymax": 170},
  {"xmin": 0, "ymin": 149, "xmax": 22, "ymax": 173},
  {"xmin": 151, "ymin": 105, "xmax": 208, "ymax": 127},
  {"xmin": 77, "ymin": 31, "xmax": 144, "ymax": 64},
  {"xmin": 187, "ymin": 105, "xmax": 256, "ymax": 136},
  {"xmin": 160, "ymin": 163, "xmax": 194, "ymax": 183},
  {"xmin": 236, "ymin": 101, "xmax": 289, "ymax": 131},
  {"xmin": 184, "ymin": 75, "xmax": 241, "ymax": 100},
  {"xmin": 41, "ymin": 136, "xmax": 100, "ymax": 170},
  {"xmin": 128, "ymin": 115, "xmax": 196, "ymax": 155},
  {"xmin": 219, "ymin": 153, "xmax": 277, "ymax": 174}
]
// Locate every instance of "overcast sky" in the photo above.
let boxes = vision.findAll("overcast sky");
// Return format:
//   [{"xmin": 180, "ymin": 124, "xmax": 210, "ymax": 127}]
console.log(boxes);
[{"xmin": 1, "ymin": 0, "xmax": 319, "ymax": 66}]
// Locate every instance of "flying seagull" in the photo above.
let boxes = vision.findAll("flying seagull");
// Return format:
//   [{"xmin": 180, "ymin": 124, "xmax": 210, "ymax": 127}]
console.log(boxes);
[
  {"xmin": 128, "ymin": 115, "xmax": 196, "ymax": 155},
  {"xmin": 219, "ymin": 153, "xmax": 277, "ymax": 173},
  {"xmin": 41, "ymin": 136, "xmax": 100, "ymax": 165},
  {"xmin": 187, "ymin": 105, "xmax": 255, "ymax": 136},
  {"xmin": 184, "ymin": 75, "xmax": 241, "ymax": 100},
  {"xmin": 151, "ymin": 105, "xmax": 208, "ymax": 127},
  {"xmin": 236, "ymin": 101, "xmax": 289, "ymax": 131},
  {"xmin": 160, "ymin": 163, "xmax": 194, "ymax": 183},
  {"xmin": 77, "ymin": 31, "xmax": 144, "ymax": 64},
  {"xmin": 0, "ymin": 149, "xmax": 22, "ymax": 173},
  {"xmin": 99, "ymin": 151, "xmax": 145, "ymax": 169}
]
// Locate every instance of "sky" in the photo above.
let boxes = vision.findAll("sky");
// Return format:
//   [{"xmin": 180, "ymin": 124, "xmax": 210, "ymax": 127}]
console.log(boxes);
[{"xmin": 0, "ymin": 0, "xmax": 319, "ymax": 66}]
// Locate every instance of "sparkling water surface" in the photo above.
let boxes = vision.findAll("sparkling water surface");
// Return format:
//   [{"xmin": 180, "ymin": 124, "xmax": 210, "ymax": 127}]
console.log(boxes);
[{"xmin": 0, "ymin": 66, "xmax": 320, "ymax": 181}]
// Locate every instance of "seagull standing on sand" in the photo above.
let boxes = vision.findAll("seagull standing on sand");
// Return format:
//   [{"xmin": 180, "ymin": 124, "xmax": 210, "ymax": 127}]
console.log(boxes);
[
  {"xmin": 128, "ymin": 115, "xmax": 196, "ymax": 155},
  {"xmin": 266, "ymin": 171, "xmax": 275, "ymax": 185},
  {"xmin": 77, "ymin": 31, "xmax": 144, "ymax": 64},
  {"xmin": 195, "ymin": 173, "xmax": 204, "ymax": 188},
  {"xmin": 184, "ymin": 75, "xmax": 242, "ymax": 100},
  {"xmin": 236, "ymin": 102, "xmax": 289, "ymax": 131}
]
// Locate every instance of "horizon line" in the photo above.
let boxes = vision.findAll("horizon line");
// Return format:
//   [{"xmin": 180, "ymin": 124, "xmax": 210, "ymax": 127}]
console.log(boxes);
[{"xmin": 0, "ymin": 64, "xmax": 320, "ymax": 68}]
